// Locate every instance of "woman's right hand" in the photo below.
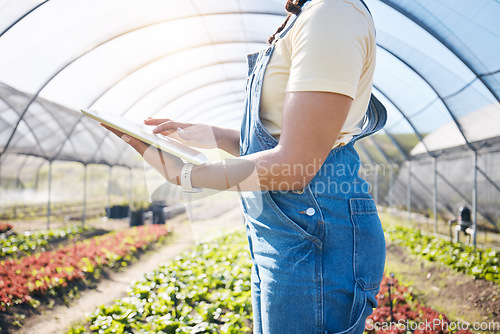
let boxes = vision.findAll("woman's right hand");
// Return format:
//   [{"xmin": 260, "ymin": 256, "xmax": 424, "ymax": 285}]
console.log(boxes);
[
  {"xmin": 144, "ymin": 118, "xmax": 218, "ymax": 149},
  {"xmin": 144, "ymin": 118, "xmax": 241, "ymax": 156}
]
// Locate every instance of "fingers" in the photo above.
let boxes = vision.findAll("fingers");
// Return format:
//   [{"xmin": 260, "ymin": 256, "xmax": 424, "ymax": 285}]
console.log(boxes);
[
  {"xmin": 144, "ymin": 118, "xmax": 172, "ymax": 126},
  {"xmin": 99, "ymin": 123, "xmax": 148, "ymax": 155},
  {"xmin": 160, "ymin": 130, "xmax": 184, "ymax": 142},
  {"xmin": 100, "ymin": 123, "xmax": 124, "ymax": 137},
  {"xmin": 152, "ymin": 120, "xmax": 188, "ymax": 134},
  {"xmin": 120, "ymin": 134, "xmax": 149, "ymax": 155}
]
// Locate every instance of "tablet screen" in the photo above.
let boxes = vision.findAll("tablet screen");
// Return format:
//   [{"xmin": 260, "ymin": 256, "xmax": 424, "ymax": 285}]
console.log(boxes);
[{"xmin": 81, "ymin": 109, "xmax": 208, "ymax": 165}]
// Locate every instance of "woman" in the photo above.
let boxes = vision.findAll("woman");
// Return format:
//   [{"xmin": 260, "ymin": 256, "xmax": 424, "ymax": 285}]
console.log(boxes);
[{"xmin": 102, "ymin": 0, "xmax": 386, "ymax": 333}]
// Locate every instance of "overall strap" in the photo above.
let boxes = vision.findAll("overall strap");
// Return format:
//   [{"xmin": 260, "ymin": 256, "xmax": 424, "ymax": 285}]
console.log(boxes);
[
  {"xmin": 353, "ymin": 94, "xmax": 387, "ymax": 142},
  {"xmin": 358, "ymin": 0, "xmax": 372, "ymax": 16},
  {"xmin": 352, "ymin": 0, "xmax": 387, "ymax": 142},
  {"xmin": 274, "ymin": 0, "xmax": 312, "ymax": 42}
]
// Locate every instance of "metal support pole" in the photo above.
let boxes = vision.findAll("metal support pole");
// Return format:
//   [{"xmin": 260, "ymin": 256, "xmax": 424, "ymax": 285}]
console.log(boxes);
[
  {"xmin": 34, "ymin": 163, "xmax": 43, "ymax": 190},
  {"xmin": 34, "ymin": 169, "xmax": 39, "ymax": 190},
  {"xmin": 407, "ymin": 161, "xmax": 412, "ymax": 223},
  {"xmin": 433, "ymin": 158, "xmax": 438, "ymax": 234},
  {"xmin": 0, "ymin": 157, "xmax": 2, "ymax": 205},
  {"xmin": 107, "ymin": 166, "xmax": 112, "ymax": 217},
  {"xmin": 472, "ymin": 152, "xmax": 478, "ymax": 249},
  {"xmin": 128, "ymin": 168, "xmax": 133, "ymax": 205},
  {"xmin": 47, "ymin": 161, "xmax": 53, "ymax": 229},
  {"xmin": 82, "ymin": 164, "xmax": 88, "ymax": 226}
]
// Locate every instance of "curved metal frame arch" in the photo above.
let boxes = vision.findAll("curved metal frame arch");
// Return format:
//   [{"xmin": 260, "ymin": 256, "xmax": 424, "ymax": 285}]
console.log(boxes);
[
  {"xmin": 367, "ymin": 136, "xmax": 393, "ymax": 164},
  {"xmin": 196, "ymin": 102, "xmax": 244, "ymax": 124},
  {"xmin": 375, "ymin": 43, "xmax": 500, "ymax": 225},
  {"xmin": 49, "ymin": 114, "xmax": 125, "ymax": 163},
  {"xmin": 378, "ymin": 44, "xmax": 474, "ymax": 152},
  {"xmin": 378, "ymin": 0, "xmax": 499, "ymax": 102},
  {"xmin": 150, "ymin": 78, "xmax": 245, "ymax": 118},
  {"xmin": 376, "ymin": 86, "xmax": 495, "ymax": 224},
  {"xmin": 15, "ymin": 154, "xmax": 33, "ymax": 186},
  {"xmin": 117, "ymin": 57, "xmax": 247, "ymax": 118},
  {"xmin": 54, "ymin": 57, "xmax": 249, "ymax": 163},
  {"xmin": 9, "ymin": 2, "xmax": 481, "ymax": 164},
  {"xmin": 0, "ymin": 96, "xmax": 47, "ymax": 158},
  {"xmin": 356, "ymin": 142, "xmax": 384, "ymax": 205},
  {"xmin": 365, "ymin": 137, "xmax": 396, "ymax": 207},
  {"xmin": 195, "ymin": 99, "xmax": 244, "ymax": 122},
  {"xmin": 366, "ymin": 136, "xmax": 456, "ymax": 215},
  {"xmin": 381, "ymin": 129, "xmax": 410, "ymax": 160},
  {"xmin": 89, "ymin": 41, "xmax": 259, "ymax": 111},
  {"xmin": 0, "ymin": 98, "xmax": 75, "ymax": 161},
  {"xmin": 372, "ymin": 86, "xmax": 433, "ymax": 157},
  {"xmin": 35, "ymin": 101, "xmax": 93, "ymax": 157},
  {"xmin": 72, "ymin": 44, "xmax": 451, "ymax": 167},
  {"xmin": 0, "ymin": 1, "xmax": 49, "ymax": 38},
  {"xmin": 103, "ymin": 79, "xmax": 246, "ymax": 164},
  {"xmin": 88, "ymin": 79, "xmax": 245, "ymax": 163},
  {"xmin": 0, "ymin": 10, "xmax": 284, "ymax": 157}
]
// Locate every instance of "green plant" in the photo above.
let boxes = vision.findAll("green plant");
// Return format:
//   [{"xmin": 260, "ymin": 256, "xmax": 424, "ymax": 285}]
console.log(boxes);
[
  {"xmin": 383, "ymin": 224, "xmax": 500, "ymax": 284},
  {"xmin": 71, "ymin": 232, "xmax": 252, "ymax": 334},
  {"xmin": 0, "ymin": 225, "xmax": 93, "ymax": 259},
  {"xmin": 129, "ymin": 200, "xmax": 150, "ymax": 211}
]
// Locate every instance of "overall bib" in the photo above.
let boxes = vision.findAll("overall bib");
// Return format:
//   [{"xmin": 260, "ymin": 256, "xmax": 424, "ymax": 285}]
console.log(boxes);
[{"xmin": 239, "ymin": 1, "xmax": 387, "ymax": 333}]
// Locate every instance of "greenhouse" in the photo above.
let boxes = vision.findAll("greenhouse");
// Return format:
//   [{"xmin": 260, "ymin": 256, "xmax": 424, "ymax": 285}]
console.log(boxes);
[{"xmin": 1, "ymin": 0, "xmax": 499, "ymax": 333}]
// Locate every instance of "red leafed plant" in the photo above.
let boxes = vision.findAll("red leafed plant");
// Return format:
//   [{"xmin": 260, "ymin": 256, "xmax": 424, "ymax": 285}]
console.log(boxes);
[
  {"xmin": 365, "ymin": 274, "xmax": 475, "ymax": 334},
  {"xmin": 0, "ymin": 225, "xmax": 169, "ymax": 312},
  {"xmin": 0, "ymin": 223, "xmax": 13, "ymax": 234}
]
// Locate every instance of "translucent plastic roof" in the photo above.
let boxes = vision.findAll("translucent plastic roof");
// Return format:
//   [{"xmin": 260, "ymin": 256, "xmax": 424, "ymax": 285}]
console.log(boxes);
[{"xmin": 0, "ymin": 0, "xmax": 499, "ymax": 170}]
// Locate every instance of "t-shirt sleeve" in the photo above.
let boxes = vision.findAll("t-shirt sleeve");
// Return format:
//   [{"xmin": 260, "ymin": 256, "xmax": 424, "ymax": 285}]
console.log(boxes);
[{"xmin": 285, "ymin": 1, "xmax": 371, "ymax": 99}]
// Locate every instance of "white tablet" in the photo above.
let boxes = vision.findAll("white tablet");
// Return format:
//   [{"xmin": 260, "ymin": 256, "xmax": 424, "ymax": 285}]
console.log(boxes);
[{"xmin": 81, "ymin": 109, "xmax": 208, "ymax": 165}]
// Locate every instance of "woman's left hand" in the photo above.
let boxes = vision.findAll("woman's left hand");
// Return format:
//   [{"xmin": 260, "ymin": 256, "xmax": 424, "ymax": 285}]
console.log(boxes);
[{"xmin": 99, "ymin": 123, "xmax": 184, "ymax": 184}]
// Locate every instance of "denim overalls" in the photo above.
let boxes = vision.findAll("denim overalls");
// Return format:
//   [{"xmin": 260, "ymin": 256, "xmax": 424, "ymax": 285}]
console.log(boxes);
[{"xmin": 239, "ymin": 1, "xmax": 387, "ymax": 333}]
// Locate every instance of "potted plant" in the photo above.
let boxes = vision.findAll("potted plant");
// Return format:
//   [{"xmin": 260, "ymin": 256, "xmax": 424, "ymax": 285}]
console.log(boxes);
[{"xmin": 129, "ymin": 200, "xmax": 150, "ymax": 227}]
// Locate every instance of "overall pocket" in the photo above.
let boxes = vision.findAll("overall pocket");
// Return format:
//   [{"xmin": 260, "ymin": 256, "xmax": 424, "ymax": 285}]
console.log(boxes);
[
  {"xmin": 264, "ymin": 191, "xmax": 323, "ymax": 248},
  {"xmin": 349, "ymin": 198, "xmax": 386, "ymax": 291}
]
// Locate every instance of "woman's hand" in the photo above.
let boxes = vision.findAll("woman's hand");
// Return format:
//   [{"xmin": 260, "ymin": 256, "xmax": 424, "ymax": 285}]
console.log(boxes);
[
  {"xmin": 145, "ymin": 118, "xmax": 216, "ymax": 149},
  {"xmin": 145, "ymin": 118, "xmax": 241, "ymax": 156},
  {"xmin": 99, "ymin": 123, "xmax": 183, "ymax": 185}
]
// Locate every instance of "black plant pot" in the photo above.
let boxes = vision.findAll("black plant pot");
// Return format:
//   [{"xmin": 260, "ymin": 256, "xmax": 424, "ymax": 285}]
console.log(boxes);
[
  {"xmin": 119, "ymin": 205, "xmax": 130, "ymax": 218},
  {"xmin": 151, "ymin": 204, "xmax": 166, "ymax": 225},
  {"xmin": 107, "ymin": 205, "xmax": 130, "ymax": 219},
  {"xmin": 129, "ymin": 209, "xmax": 144, "ymax": 227}
]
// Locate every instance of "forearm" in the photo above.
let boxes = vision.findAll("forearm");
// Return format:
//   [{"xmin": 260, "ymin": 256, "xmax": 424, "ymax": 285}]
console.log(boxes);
[
  {"xmin": 190, "ymin": 146, "xmax": 320, "ymax": 192},
  {"xmin": 214, "ymin": 127, "xmax": 241, "ymax": 156}
]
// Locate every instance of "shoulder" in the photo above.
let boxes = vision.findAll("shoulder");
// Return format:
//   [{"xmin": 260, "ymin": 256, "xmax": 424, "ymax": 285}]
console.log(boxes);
[
  {"xmin": 285, "ymin": 0, "xmax": 376, "ymax": 60},
  {"xmin": 294, "ymin": 0, "xmax": 374, "ymax": 35}
]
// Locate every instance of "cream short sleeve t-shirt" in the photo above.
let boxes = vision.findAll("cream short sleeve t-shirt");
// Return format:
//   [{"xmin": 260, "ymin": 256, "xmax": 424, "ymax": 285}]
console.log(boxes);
[{"xmin": 260, "ymin": 0, "xmax": 376, "ymax": 148}]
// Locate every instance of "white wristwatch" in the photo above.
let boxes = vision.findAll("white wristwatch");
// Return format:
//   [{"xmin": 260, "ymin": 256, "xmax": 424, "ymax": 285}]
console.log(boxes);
[{"xmin": 180, "ymin": 163, "xmax": 202, "ymax": 193}]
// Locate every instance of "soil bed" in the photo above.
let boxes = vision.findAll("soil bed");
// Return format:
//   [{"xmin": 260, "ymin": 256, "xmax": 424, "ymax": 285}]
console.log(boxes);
[{"xmin": 385, "ymin": 241, "xmax": 500, "ymax": 331}]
